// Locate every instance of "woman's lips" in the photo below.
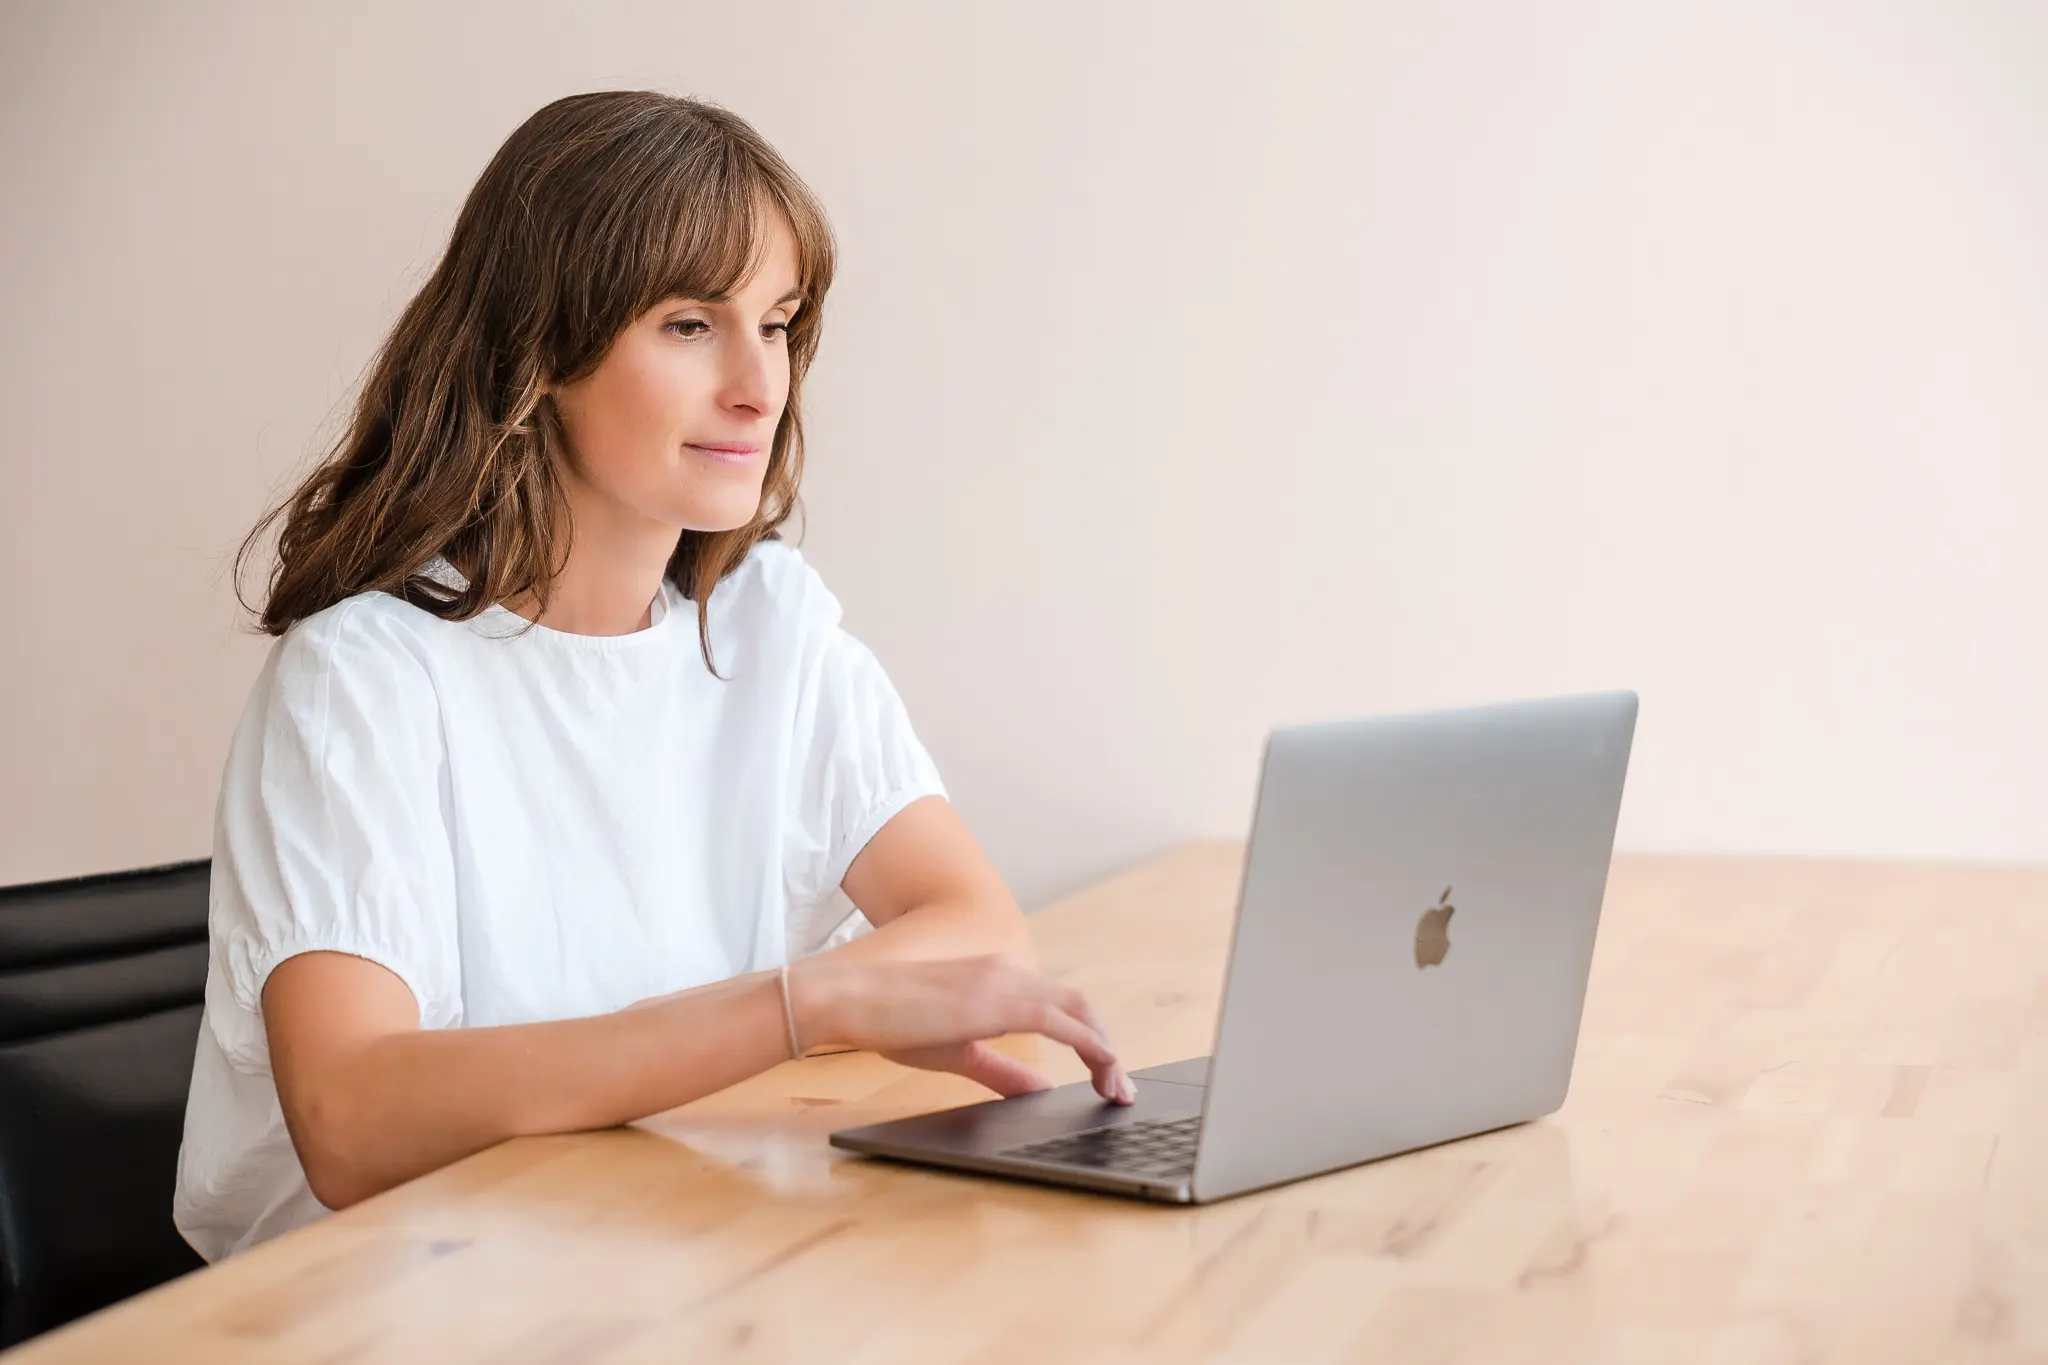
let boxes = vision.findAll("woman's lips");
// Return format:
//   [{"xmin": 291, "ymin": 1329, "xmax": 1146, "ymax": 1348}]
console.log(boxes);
[{"xmin": 685, "ymin": 443, "xmax": 761, "ymax": 465}]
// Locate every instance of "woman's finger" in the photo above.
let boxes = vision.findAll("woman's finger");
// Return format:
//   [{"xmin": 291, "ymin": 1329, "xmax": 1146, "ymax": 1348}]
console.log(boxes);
[
  {"xmin": 974, "ymin": 965, "xmax": 1131, "ymax": 1105},
  {"xmin": 880, "ymin": 1041, "xmax": 1057, "ymax": 1097},
  {"xmin": 1002, "ymin": 998, "xmax": 1129, "ymax": 1102},
  {"xmin": 941, "ymin": 1040, "xmax": 1056, "ymax": 1097},
  {"xmin": 1050, "ymin": 984, "xmax": 1134, "ymax": 1103}
]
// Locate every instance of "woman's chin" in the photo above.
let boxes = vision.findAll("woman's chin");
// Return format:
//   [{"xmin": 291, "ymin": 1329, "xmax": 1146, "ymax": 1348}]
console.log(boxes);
[{"xmin": 670, "ymin": 493, "xmax": 767, "ymax": 536}]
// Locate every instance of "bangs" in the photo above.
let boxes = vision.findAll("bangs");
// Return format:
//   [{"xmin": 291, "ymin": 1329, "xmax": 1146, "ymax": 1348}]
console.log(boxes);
[{"xmin": 641, "ymin": 141, "xmax": 835, "ymax": 317}]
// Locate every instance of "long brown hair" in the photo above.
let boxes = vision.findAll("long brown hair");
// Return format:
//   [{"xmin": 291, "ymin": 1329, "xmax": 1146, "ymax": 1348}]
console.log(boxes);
[{"xmin": 236, "ymin": 90, "xmax": 836, "ymax": 674}]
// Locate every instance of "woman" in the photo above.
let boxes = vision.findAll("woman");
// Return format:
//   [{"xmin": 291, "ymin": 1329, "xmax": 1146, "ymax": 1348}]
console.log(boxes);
[{"xmin": 173, "ymin": 90, "xmax": 1133, "ymax": 1262}]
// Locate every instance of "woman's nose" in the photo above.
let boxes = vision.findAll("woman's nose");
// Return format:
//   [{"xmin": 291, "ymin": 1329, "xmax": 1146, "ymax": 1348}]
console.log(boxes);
[{"xmin": 720, "ymin": 336, "xmax": 776, "ymax": 414}]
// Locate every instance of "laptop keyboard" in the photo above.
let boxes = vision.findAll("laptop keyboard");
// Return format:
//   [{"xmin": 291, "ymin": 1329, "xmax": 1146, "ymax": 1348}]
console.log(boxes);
[{"xmin": 998, "ymin": 1115, "xmax": 1203, "ymax": 1178}]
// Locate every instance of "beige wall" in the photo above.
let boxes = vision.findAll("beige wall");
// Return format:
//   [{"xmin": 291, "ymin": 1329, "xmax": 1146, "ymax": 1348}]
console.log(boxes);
[{"xmin": 4, "ymin": 1, "xmax": 2044, "ymax": 907}]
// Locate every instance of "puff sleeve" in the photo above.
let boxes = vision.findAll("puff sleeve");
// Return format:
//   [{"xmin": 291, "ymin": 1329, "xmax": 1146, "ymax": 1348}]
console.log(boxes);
[
  {"xmin": 780, "ymin": 624, "xmax": 949, "ymax": 959},
  {"xmin": 203, "ymin": 598, "xmax": 464, "ymax": 1073}
]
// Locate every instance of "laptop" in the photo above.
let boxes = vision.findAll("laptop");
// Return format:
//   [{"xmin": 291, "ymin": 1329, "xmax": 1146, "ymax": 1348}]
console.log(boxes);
[{"xmin": 829, "ymin": 690, "xmax": 1639, "ymax": 1203}]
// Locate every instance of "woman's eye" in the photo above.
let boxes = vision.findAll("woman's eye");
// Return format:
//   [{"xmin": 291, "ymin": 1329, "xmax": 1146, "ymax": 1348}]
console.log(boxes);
[{"xmin": 663, "ymin": 320, "xmax": 792, "ymax": 340}]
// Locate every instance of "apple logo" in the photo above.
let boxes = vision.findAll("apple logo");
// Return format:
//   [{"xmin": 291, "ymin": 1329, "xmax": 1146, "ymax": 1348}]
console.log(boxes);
[{"xmin": 1414, "ymin": 886, "xmax": 1455, "ymax": 968}]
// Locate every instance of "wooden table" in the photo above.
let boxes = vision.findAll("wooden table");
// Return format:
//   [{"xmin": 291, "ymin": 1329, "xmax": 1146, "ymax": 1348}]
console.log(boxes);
[{"xmin": 12, "ymin": 844, "xmax": 2048, "ymax": 1364}]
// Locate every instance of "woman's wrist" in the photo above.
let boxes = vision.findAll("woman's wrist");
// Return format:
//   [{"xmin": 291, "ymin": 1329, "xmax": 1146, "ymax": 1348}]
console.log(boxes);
[
  {"xmin": 784, "ymin": 956, "xmax": 847, "ymax": 1054},
  {"xmin": 773, "ymin": 964, "xmax": 804, "ymax": 1059}
]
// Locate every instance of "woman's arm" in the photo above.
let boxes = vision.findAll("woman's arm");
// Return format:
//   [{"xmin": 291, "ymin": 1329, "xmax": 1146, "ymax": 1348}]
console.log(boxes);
[
  {"xmin": 264, "ymin": 869, "xmax": 1128, "ymax": 1213},
  {"xmin": 826, "ymin": 794, "xmax": 1037, "ymax": 967},
  {"xmin": 624, "ymin": 797, "xmax": 1061, "ymax": 1084},
  {"xmin": 263, "ymin": 951, "xmax": 795, "ymax": 1211},
  {"xmin": 797, "ymin": 795, "xmax": 1124, "ymax": 1097}
]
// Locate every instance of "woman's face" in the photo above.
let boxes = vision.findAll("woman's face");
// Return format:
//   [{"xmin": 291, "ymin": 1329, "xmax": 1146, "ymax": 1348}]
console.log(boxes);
[{"xmin": 549, "ymin": 205, "xmax": 802, "ymax": 539}]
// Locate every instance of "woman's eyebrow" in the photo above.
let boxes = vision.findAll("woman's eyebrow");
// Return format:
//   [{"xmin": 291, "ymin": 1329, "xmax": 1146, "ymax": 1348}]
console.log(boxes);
[{"xmin": 679, "ymin": 288, "xmax": 804, "ymax": 307}]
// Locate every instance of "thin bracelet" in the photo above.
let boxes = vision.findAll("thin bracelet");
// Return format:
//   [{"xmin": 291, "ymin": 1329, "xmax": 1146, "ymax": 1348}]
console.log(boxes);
[{"xmin": 776, "ymin": 962, "xmax": 804, "ymax": 1060}]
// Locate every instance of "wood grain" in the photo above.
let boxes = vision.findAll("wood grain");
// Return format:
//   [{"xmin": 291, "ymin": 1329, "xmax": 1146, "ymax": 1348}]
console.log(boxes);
[{"xmin": 10, "ymin": 845, "xmax": 2047, "ymax": 1363}]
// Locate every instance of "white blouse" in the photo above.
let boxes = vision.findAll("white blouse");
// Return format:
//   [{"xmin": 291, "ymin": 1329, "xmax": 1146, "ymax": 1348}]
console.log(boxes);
[{"xmin": 173, "ymin": 539, "xmax": 946, "ymax": 1261}]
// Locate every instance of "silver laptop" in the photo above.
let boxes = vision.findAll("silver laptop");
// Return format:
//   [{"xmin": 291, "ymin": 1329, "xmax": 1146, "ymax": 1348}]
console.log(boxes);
[{"xmin": 829, "ymin": 690, "xmax": 1639, "ymax": 1203}]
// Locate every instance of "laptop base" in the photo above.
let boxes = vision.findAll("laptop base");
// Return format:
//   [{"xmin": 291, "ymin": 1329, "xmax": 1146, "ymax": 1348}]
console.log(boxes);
[{"xmin": 827, "ymin": 1058, "xmax": 1212, "ymax": 1203}]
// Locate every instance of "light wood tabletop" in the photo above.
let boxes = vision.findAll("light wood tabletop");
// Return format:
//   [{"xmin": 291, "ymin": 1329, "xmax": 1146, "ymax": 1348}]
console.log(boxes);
[{"xmin": 11, "ymin": 844, "xmax": 2047, "ymax": 1364}]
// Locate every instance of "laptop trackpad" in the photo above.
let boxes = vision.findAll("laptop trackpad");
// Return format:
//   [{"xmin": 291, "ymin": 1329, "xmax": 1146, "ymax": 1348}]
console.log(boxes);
[
  {"xmin": 831, "ymin": 1057, "xmax": 1211, "ymax": 1159},
  {"xmin": 1130, "ymin": 1056, "xmax": 1211, "ymax": 1088}
]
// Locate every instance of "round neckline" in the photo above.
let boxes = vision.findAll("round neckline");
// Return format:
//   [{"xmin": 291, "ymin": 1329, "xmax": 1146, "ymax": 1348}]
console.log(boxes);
[
  {"xmin": 422, "ymin": 557, "xmax": 685, "ymax": 653},
  {"xmin": 478, "ymin": 580, "xmax": 682, "ymax": 652}
]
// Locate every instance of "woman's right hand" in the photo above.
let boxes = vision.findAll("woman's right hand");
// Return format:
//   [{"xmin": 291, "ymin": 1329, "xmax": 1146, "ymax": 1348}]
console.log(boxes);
[{"xmin": 787, "ymin": 953, "xmax": 1135, "ymax": 1104}]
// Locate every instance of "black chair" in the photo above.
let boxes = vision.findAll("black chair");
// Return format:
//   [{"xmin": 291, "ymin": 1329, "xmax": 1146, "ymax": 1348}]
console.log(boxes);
[{"xmin": 0, "ymin": 858, "xmax": 211, "ymax": 1347}]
